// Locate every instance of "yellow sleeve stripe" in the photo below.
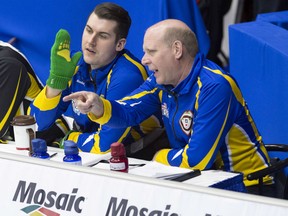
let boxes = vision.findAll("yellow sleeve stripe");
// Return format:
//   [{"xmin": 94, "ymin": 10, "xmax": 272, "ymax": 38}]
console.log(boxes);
[
  {"xmin": 123, "ymin": 53, "xmax": 148, "ymax": 80},
  {"xmin": 203, "ymin": 66, "xmax": 245, "ymax": 106},
  {"xmin": 204, "ymin": 66, "xmax": 262, "ymax": 144},
  {"xmin": 106, "ymin": 69, "xmax": 112, "ymax": 89},
  {"xmin": 106, "ymin": 55, "xmax": 146, "ymax": 91},
  {"xmin": 0, "ymin": 69, "xmax": 22, "ymax": 129},
  {"xmin": 90, "ymin": 132, "xmax": 102, "ymax": 154},
  {"xmin": 33, "ymin": 86, "xmax": 61, "ymax": 111},
  {"xmin": 195, "ymin": 77, "xmax": 202, "ymax": 111},
  {"xmin": 154, "ymin": 149, "xmax": 170, "ymax": 165},
  {"xmin": 90, "ymin": 126, "xmax": 131, "ymax": 154},
  {"xmin": 88, "ymin": 97, "xmax": 112, "ymax": 124},
  {"xmin": 180, "ymin": 145, "xmax": 190, "ymax": 168},
  {"xmin": 117, "ymin": 127, "xmax": 132, "ymax": 143},
  {"xmin": 158, "ymin": 90, "xmax": 163, "ymax": 103},
  {"xmin": 120, "ymin": 88, "xmax": 158, "ymax": 101},
  {"xmin": 68, "ymin": 131, "xmax": 111, "ymax": 155},
  {"xmin": 89, "ymin": 127, "xmax": 110, "ymax": 154},
  {"xmin": 74, "ymin": 125, "xmax": 130, "ymax": 154},
  {"xmin": 68, "ymin": 127, "xmax": 106, "ymax": 154},
  {"xmin": 67, "ymin": 131, "xmax": 80, "ymax": 143},
  {"xmin": 192, "ymin": 97, "xmax": 232, "ymax": 170}
]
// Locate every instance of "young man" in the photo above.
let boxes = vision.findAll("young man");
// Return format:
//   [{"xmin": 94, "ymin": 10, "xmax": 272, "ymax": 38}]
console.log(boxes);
[
  {"xmin": 0, "ymin": 41, "xmax": 68, "ymax": 143},
  {"xmin": 29, "ymin": 3, "xmax": 162, "ymax": 153},
  {"xmin": 63, "ymin": 19, "xmax": 272, "ymax": 189}
]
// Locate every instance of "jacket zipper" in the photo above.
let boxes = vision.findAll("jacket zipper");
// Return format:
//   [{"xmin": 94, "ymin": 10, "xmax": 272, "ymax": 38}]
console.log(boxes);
[{"xmin": 170, "ymin": 91, "xmax": 180, "ymax": 141}]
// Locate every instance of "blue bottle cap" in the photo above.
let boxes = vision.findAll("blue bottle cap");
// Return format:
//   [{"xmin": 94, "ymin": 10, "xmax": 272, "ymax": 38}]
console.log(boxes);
[
  {"xmin": 32, "ymin": 138, "xmax": 47, "ymax": 153},
  {"xmin": 64, "ymin": 140, "xmax": 79, "ymax": 155}
]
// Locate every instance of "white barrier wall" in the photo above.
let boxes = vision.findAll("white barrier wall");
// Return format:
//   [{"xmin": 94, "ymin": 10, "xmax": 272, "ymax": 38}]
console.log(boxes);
[{"xmin": 0, "ymin": 152, "xmax": 287, "ymax": 216}]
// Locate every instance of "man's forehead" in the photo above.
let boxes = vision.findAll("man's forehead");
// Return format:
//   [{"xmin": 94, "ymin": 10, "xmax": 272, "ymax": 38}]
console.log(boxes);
[
  {"xmin": 143, "ymin": 33, "xmax": 160, "ymax": 49},
  {"xmin": 145, "ymin": 26, "xmax": 164, "ymax": 41},
  {"xmin": 87, "ymin": 14, "xmax": 117, "ymax": 32},
  {"xmin": 147, "ymin": 24, "xmax": 166, "ymax": 35}
]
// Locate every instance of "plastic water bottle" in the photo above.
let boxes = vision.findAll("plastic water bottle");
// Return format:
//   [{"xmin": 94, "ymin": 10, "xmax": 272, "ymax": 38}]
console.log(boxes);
[
  {"xmin": 110, "ymin": 142, "xmax": 128, "ymax": 173},
  {"xmin": 63, "ymin": 140, "xmax": 82, "ymax": 165},
  {"xmin": 31, "ymin": 138, "xmax": 50, "ymax": 159}
]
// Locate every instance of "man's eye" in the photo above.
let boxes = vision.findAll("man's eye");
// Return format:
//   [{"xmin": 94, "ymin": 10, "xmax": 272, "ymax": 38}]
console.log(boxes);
[
  {"xmin": 99, "ymin": 34, "xmax": 108, "ymax": 39},
  {"xmin": 148, "ymin": 50, "xmax": 155, "ymax": 55},
  {"xmin": 86, "ymin": 28, "xmax": 92, "ymax": 34}
]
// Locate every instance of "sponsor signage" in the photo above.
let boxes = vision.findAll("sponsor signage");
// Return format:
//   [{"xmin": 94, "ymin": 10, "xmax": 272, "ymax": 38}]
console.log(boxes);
[
  {"xmin": 0, "ymin": 153, "xmax": 287, "ymax": 215},
  {"xmin": 13, "ymin": 181, "xmax": 85, "ymax": 214},
  {"xmin": 105, "ymin": 197, "xmax": 179, "ymax": 216}
]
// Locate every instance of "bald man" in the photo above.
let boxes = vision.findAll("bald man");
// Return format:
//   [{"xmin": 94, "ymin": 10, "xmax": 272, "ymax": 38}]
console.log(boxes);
[{"xmin": 63, "ymin": 19, "xmax": 272, "ymax": 192}]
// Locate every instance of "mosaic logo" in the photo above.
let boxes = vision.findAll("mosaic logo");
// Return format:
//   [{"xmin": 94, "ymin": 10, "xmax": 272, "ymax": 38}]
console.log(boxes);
[
  {"xmin": 13, "ymin": 180, "xmax": 85, "ymax": 214},
  {"xmin": 105, "ymin": 197, "xmax": 180, "ymax": 216},
  {"xmin": 21, "ymin": 204, "xmax": 60, "ymax": 216}
]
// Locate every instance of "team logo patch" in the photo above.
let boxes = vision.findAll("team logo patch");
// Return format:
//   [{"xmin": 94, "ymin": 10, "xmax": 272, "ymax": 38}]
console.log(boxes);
[
  {"xmin": 72, "ymin": 99, "xmax": 81, "ymax": 116},
  {"xmin": 161, "ymin": 103, "xmax": 169, "ymax": 118},
  {"xmin": 179, "ymin": 111, "xmax": 193, "ymax": 135}
]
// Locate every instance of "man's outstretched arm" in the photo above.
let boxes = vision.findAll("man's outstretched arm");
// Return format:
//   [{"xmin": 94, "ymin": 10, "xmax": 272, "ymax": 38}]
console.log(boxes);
[{"xmin": 63, "ymin": 91, "xmax": 104, "ymax": 117}]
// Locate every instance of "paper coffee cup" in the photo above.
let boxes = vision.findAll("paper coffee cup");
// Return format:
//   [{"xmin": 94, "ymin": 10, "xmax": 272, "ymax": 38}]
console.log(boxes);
[{"xmin": 11, "ymin": 115, "xmax": 36, "ymax": 150}]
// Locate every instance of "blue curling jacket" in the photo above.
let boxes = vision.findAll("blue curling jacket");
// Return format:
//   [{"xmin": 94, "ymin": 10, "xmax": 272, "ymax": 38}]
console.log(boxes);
[
  {"xmin": 30, "ymin": 49, "xmax": 162, "ymax": 154},
  {"xmin": 93, "ymin": 53, "xmax": 271, "ymax": 186}
]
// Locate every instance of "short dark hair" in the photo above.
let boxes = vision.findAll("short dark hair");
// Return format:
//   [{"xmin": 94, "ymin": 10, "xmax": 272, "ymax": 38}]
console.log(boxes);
[{"xmin": 92, "ymin": 2, "xmax": 131, "ymax": 41}]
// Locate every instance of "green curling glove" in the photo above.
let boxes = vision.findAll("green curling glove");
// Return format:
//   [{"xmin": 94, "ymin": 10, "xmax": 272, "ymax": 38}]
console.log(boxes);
[{"xmin": 46, "ymin": 29, "xmax": 82, "ymax": 90}]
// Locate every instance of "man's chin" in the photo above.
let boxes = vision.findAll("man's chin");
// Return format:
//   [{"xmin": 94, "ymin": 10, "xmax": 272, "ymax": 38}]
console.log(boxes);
[
  {"xmin": 83, "ymin": 52, "xmax": 97, "ymax": 62},
  {"xmin": 84, "ymin": 57, "xmax": 97, "ymax": 67},
  {"xmin": 155, "ymin": 78, "xmax": 163, "ymax": 85}
]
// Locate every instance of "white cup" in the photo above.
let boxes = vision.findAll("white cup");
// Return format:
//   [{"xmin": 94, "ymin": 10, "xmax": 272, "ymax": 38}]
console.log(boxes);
[{"xmin": 11, "ymin": 115, "xmax": 36, "ymax": 152}]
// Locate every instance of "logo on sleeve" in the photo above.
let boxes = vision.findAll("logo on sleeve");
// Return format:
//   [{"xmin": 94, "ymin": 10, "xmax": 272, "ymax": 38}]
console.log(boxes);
[
  {"xmin": 161, "ymin": 103, "xmax": 169, "ymax": 118},
  {"xmin": 179, "ymin": 111, "xmax": 193, "ymax": 135},
  {"xmin": 72, "ymin": 99, "xmax": 81, "ymax": 116}
]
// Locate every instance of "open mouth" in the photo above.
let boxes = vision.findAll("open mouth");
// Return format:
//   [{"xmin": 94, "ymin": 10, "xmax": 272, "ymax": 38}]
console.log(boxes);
[{"xmin": 86, "ymin": 48, "xmax": 96, "ymax": 54}]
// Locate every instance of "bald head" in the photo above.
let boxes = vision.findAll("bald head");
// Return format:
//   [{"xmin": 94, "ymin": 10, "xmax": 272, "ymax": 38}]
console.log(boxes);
[
  {"xmin": 147, "ymin": 19, "xmax": 190, "ymax": 32},
  {"xmin": 146, "ymin": 19, "xmax": 199, "ymax": 57}
]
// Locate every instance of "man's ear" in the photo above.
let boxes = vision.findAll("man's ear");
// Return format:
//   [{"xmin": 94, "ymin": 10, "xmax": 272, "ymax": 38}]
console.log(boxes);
[
  {"xmin": 173, "ymin": 40, "xmax": 183, "ymax": 59},
  {"xmin": 116, "ymin": 38, "xmax": 126, "ymax": 51}
]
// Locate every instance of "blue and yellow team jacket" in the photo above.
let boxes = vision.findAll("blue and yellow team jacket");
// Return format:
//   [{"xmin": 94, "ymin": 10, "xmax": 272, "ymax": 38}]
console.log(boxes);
[
  {"xmin": 30, "ymin": 49, "xmax": 162, "ymax": 154},
  {"xmin": 92, "ymin": 53, "xmax": 271, "ymax": 186}
]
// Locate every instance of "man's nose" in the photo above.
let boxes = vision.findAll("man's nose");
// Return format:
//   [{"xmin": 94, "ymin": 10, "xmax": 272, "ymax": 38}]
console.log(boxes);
[
  {"xmin": 141, "ymin": 54, "xmax": 149, "ymax": 65},
  {"xmin": 88, "ymin": 35, "xmax": 97, "ymax": 46}
]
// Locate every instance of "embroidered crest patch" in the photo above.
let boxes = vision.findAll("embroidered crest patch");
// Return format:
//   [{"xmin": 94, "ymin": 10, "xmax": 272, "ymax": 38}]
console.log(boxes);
[{"xmin": 179, "ymin": 110, "xmax": 193, "ymax": 135}]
